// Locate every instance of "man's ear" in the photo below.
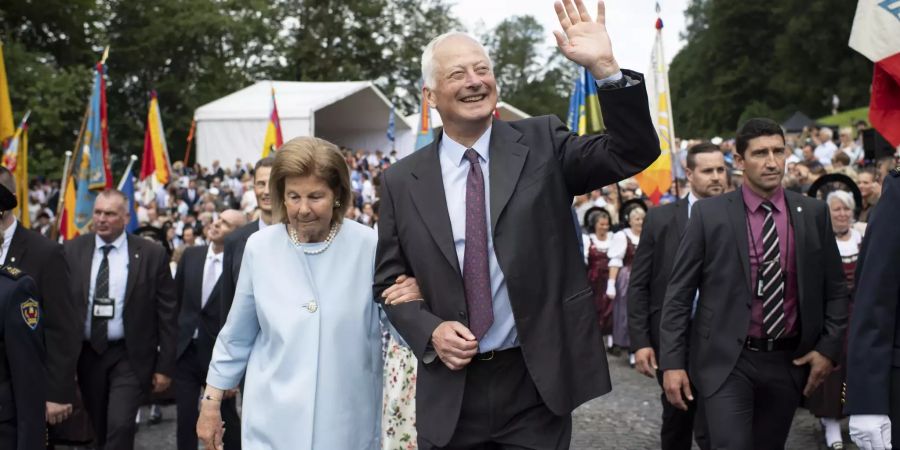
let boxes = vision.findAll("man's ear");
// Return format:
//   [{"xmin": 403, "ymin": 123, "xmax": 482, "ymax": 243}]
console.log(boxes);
[{"xmin": 424, "ymin": 86, "xmax": 437, "ymax": 109}]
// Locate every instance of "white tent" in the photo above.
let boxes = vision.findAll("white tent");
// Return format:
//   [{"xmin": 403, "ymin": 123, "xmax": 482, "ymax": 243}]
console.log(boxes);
[{"xmin": 194, "ymin": 80, "xmax": 413, "ymax": 167}]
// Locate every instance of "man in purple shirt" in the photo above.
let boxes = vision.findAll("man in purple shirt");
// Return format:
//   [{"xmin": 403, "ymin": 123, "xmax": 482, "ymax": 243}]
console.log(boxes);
[{"xmin": 658, "ymin": 118, "xmax": 849, "ymax": 449}]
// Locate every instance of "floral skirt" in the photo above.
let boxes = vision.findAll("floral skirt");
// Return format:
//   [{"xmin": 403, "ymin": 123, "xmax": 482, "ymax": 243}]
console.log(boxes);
[{"xmin": 382, "ymin": 333, "xmax": 418, "ymax": 449}]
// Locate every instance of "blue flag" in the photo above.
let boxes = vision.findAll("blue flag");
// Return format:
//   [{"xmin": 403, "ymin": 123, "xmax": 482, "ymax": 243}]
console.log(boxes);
[
  {"xmin": 386, "ymin": 105, "xmax": 396, "ymax": 142},
  {"xmin": 566, "ymin": 68, "xmax": 604, "ymax": 135},
  {"xmin": 119, "ymin": 169, "xmax": 139, "ymax": 233}
]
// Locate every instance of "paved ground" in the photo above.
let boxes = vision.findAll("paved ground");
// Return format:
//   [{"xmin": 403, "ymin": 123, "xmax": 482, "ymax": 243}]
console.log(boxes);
[{"xmin": 101, "ymin": 353, "xmax": 854, "ymax": 449}]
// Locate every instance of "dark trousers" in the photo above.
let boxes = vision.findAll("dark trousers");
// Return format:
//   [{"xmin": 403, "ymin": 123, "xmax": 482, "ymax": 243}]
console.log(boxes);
[
  {"xmin": 77, "ymin": 341, "xmax": 144, "ymax": 450},
  {"xmin": 418, "ymin": 348, "xmax": 571, "ymax": 450},
  {"xmin": 656, "ymin": 370, "xmax": 710, "ymax": 450},
  {"xmin": 704, "ymin": 348, "xmax": 804, "ymax": 450},
  {"xmin": 890, "ymin": 367, "xmax": 900, "ymax": 445},
  {"xmin": 175, "ymin": 341, "xmax": 241, "ymax": 450}
]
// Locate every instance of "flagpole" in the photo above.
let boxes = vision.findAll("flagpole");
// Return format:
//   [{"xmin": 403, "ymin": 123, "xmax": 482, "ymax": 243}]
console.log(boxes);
[
  {"xmin": 183, "ymin": 119, "xmax": 196, "ymax": 166},
  {"xmin": 51, "ymin": 150, "xmax": 74, "ymax": 241},
  {"xmin": 118, "ymin": 154, "xmax": 138, "ymax": 190}
]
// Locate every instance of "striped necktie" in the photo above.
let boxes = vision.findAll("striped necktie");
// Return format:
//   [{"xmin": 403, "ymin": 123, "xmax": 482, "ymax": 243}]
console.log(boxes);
[{"xmin": 759, "ymin": 202, "xmax": 785, "ymax": 338}]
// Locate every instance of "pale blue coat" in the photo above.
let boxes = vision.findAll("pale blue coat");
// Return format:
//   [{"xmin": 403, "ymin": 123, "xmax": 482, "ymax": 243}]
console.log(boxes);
[{"xmin": 207, "ymin": 220, "xmax": 382, "ymax": 449}]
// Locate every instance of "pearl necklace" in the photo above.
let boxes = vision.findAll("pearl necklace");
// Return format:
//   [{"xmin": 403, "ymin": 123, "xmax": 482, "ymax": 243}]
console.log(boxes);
[{"xmin": 288, "ymin": 223, "xmax": 340, "ymax": 255}]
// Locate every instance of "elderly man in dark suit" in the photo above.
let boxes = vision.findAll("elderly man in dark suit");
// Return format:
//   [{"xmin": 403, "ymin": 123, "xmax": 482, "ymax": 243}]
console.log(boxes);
[
  {"xmin": 660, "ymin": 118, "xmax": 849, "ymax": 449},
  {"xmin": 373, "ymin": 1, "xmax": 659, "ymax": 447},
  {"xmin": 0, "ymin": 168, "xmax": 80, "ymax": 429},
  {"xmin": 628, "ymin": 142, "xmax": 725, "ymax": 450},
  {"xmin": 174, "ymin": 209, "xmax": 246, "ymax": 450},
  {"xmin": 65, "ymin": 189, "xmax": 177, "ymax": 450},
  {"xmin": 845, "ymin": 166, "xmax": 900, "ymax": 449}
]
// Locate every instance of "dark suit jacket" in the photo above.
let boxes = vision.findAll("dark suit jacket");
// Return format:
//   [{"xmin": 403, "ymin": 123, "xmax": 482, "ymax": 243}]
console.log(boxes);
[
  {"xmin": 6, "ymin": 224, "xmax": 80, "ymax": 404},
  {"xmin": 219, "ymin": 220, "xmax": 259, "ymax": 329},
  {"xmin": 845, "ymin": 171, "xmax": 900, "ymax": 415},
  {"xmin": 175, "ymin": 245, "xmax": 222, "ymax": 366},
  {"xmin": 182, "ymin": 190, "xmax": 200, "ymax": 210},
  {"xmin": 659, "ymin": 189, "xmax": 848, "ymax": 398},
  {"xmin": 628, "ymin": 197, "xmax": 689, "ymax": 352},
  {"xmin": 64, "ymin": 233, "xmax": 178, "ymax": 390},
  {"xmin": 374, "ymin": 70, "xmax": 659, "ymax": 446}
]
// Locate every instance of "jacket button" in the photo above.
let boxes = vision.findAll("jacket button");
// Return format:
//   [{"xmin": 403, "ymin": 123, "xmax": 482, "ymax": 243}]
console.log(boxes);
[{"xmin": 458, "ymin": 311, "xmax": 467, "ymax": 318}]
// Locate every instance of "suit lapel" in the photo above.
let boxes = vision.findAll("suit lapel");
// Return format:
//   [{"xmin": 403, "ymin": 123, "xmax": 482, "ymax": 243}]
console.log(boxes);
[
  {"xmin": 80, "ymin": 237, "xmax": 94, "ymax": 305},
  {"xmin": 726, "ymin": 192, "xmax": 752, "ymax": 292},
  {"xmin": 674, "ymin": 197, "xmax": 689, "ymax": 235},
  {"xmin": 123, "ymin": 235, "xmax": 143, "ymax": 306},
  {"xmin": 409, "ymin": 137, "xmax": 462, "ymax": 276},
  {"xmin": 6, "ymin": 225, "xmax": 27, "ymax": 267},
  {"xmin": 487, "ymin": 120, "xmax": 528, "ymax": 231},
  {"xmin": 784, "ymin": 192, "xmax": 807, "ymax": 306}
]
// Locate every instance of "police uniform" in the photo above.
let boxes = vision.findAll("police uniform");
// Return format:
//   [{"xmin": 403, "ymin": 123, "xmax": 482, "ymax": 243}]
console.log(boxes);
[
  {"xmin": 845, "ymin": 165, "xmax": 900, "ymax": 446},
  {"xmin": 0, "ymin": 183, "xmax": 46, "ymax": 450}
]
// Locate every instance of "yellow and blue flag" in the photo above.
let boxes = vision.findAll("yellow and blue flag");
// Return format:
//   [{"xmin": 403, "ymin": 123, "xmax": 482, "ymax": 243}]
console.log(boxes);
[{"xmin": 566, "ymin": 68, "xmax": 605, "ymax": 135}]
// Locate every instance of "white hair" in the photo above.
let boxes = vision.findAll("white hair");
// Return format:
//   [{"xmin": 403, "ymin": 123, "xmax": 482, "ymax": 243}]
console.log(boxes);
[
  {"xmin": 819, "ymin": 127, "xmax": 834, "ymax": 140},
  {"xmin": 421, "ymin": 31, "xmax": 493, "ymax": 90},
  {"xmin": 826, "ymin": 190, "xmax": 855, "ymax": 212}
]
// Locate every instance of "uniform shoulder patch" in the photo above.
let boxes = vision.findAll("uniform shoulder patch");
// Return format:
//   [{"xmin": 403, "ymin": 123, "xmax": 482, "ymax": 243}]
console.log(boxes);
[
  {"xmin": 20, "ymin": 298, "xmax": 39, "ymax": 330},
  {"xmin": 0, "ymin": 265, "xmax": 24, "ymax": 280}
]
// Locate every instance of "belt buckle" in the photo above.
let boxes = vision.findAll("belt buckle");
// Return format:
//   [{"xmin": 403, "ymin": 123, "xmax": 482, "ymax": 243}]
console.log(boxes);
[
  {"xmin": 746, "ymin": 339, "xmax": 760, "ymax": 352},
  {"xmin": 477, "ymin": 350, "xmax": 495, "ymax": 361}
]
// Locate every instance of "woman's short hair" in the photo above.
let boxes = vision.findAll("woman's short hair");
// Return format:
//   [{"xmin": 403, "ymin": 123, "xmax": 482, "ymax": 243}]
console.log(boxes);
[
  {"xmin": 826, "ymin": 190, "xmax": 856, "ymax": 213},
  {"xmin": 269, "ymin": 137, "xmax": 352, "ymax": 225}
]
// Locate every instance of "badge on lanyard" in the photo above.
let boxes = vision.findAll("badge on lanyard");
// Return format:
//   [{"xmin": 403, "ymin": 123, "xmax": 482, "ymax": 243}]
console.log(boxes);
[{"xmin": 93, "ymin": 297, "xmax": 115, "ymax": 319}]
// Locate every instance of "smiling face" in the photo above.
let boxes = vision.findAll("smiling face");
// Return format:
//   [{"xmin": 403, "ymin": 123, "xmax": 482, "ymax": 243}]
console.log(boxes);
[
  {"xmin": 735, "ymin": 134, "xmax": 787, "ymax": 197},
  {"xmin": 424, "ymin": 35, "xmax": 498, "ymax": 134},
  {"xmin": 284, "ymin": 175, "xmax": 335, "ymax": 242},
  {"xmin": 254, "ymin": 166, "xmax": 272, "ymax": 214},
  {"xmin": 828, "ymin": 198, "xmax": 852, "ymax": 234}
]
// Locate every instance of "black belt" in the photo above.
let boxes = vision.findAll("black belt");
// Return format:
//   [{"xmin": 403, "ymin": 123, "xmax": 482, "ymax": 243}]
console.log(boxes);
[
  {"xmin": 474, "ymin": 347, "xmax": 519, "ymax": 362},
  {"xmin": 744, "ymin": 335, "xmax": 800, "ymax": 352}
]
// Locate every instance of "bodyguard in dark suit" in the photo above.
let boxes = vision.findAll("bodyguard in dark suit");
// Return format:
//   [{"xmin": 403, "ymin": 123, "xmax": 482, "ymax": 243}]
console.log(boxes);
[
  {"xmin": 174, "ymin": 210, "xmax": 245, "ymax": 450},
  {"xmin": 0, "ymin": 168, "xmax": 80, "ymax": 427},
  {"xmin": 219, "ymin": 155, "xmax": 275, "ymax": 328},
  {"xmin": 628, "ymin": 143, "xmax": 725, "ymax": 450},
  {"xmin": 0, "ymin": 184, "xmax": 46, "ymax": 450},
  {"xmin": 659, "ymin": 119, "xmax": 849, "ymax": 449},
  {"xmin": 374, "ymin": 3, "xmax": 659, "ymax": 447},
  {"xmin": 845, "ymin": 167, "xmax": 900, "ymax": 449},
  {"xmin": 182, "ymin": 179, "xmax": 201, "ymax": 212},
  {"xmin": 65, "ymin": 189, "xmax": 177, "ymax": 450}
]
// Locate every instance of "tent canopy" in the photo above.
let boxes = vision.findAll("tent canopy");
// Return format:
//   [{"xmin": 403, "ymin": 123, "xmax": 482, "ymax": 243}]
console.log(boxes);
[
  {"xmin": 194, "ymin": 80, "xmax": 412, "ymax": 167},
  {"xmin": 782, "ymin": 111, "xmax": 821, "ymax": 134}
]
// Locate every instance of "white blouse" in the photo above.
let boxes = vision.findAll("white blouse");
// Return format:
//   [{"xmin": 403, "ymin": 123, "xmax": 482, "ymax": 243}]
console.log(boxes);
[
  {"xmin": 582, "ymin": 233, "xmax": 613, "ymax": 264},
  {"xmin": 609, "ymin": 228, "xmax": 640, "ymax": 268}
]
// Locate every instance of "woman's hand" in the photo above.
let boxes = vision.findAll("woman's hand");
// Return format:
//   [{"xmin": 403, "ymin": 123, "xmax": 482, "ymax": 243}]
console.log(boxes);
[
  {"xmin": 382, "ymin": 275, "xmax": 424, "ymax": 305},
  {"xmin": 197, "ymin": 388, "xmax": 226, "ymax": 450}
]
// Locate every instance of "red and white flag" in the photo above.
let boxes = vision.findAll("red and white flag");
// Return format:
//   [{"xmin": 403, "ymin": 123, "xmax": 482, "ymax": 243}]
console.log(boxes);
[{"xmin": 850, "ymin": 0, "xmax": 900, "ymax": 147}]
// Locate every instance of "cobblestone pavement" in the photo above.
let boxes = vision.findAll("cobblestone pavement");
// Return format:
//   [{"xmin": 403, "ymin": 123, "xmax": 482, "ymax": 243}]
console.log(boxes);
[{"xmin": 117, "ymin": 354, "xmax": 854, "ymax": 449}]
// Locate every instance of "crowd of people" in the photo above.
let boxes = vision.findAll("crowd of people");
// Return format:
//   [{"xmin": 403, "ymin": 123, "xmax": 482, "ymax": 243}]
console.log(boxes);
[{"xmin": 1, "ymin": 1, "xmax": 899, "ymax": 449}]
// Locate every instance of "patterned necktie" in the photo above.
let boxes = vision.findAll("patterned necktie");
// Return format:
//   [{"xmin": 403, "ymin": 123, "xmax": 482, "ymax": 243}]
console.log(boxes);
[
  {"xmin": 91, "ymin": 244, "xmax": 113, "ymax": 354},
  {"xmin": 759, "ymin": 202, "xmax": 785, "ymax": 338},
  {"xmin": 463, "ymin": 149, "xmax": 493, "ymax": 340}
]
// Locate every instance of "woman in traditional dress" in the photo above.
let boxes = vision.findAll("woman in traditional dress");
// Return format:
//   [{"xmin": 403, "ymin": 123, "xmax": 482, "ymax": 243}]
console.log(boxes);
[
  {"xmin": 807, "ymin": 190, "xmax": 863, "ymax": 450},
  {"xmin": 583, "ymin": 207, "xmax": 615, "ymax": 350},
  {"xmin": 196, "ymin": 137, "xmax": 420, "ymax": 449},
  {"xmin": 608, "ymin": 202, "xmax": 646, "ymax": 366}
]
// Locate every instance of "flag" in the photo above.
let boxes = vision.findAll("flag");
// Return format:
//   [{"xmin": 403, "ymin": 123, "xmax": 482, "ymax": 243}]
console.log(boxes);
[
  {"xmin": 415, "ymin": 81, "xmax": 434, "ymax": 150},
  {"xmin": 566, "ymin": 68, "xmax": 605, "ymax": 135},
  {"xmin": 635, "ymin": 11, "xmax": 674, "ymax": 205},
  {"xmin": 140, "ymin": 91, "xmax": 171, "ymax": 186},
  {"xmin": 850, "ymin": 0, "xmax": 900, "ymax": 147},
  {"xmin": 0, "ymin": 40, "xmax": 13, "ymax": 147},
  {"xmin": 2, "ymin": 113, "xmax": 30, "ymax": 228},
  {"xmin": 261, "ymin": 87, "xmax": 283, "ymax": 158},
  {"xmin": 73, "ymin": 59, "xmax": 111, "ymax": 233},
  {"xmin": 386, "ymin": 104, "xmax": 396, "ymax": 142},
  {"xmin": 59, "ymin": 174, "xmax": 77, "ymax": 240},
  {"xmin": 118, "ymin": 166, "xmax": 139, "ymax": 234}
]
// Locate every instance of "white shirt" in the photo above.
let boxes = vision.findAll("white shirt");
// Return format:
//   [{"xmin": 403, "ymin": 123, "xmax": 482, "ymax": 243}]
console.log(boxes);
[
  {"xmin": 687, "ymin": 192, "xmax": 700, "ymax": 219},
  {"xmin": 815, "ymin": 140, "xmax": 838, "ymax": 166},
  {"xmin": 0, "ymin": 219, "xmax": 18, "ymax": 264},
  {"xmin": 85, "ymin": 232, "xmax": 129, "ymax": 341},
  {"xmin": 609, "ymin": 228, "xmax": 640, "ymax": 268},
  {"xmin": 195, "ymin": 246, "xmax": 223, "ymax": 338}
]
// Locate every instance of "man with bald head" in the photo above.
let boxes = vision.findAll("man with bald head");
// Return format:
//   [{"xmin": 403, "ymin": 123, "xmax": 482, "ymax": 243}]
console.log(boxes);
[
  {"xmin": 374, "ymin": 0, "xmax": 658, "ymax": 447},
  {"xmin": 65, "ymin": 189, "xmax": 177, "ymax": 449},
  {"xmin": 173, "ymin": 209, "xmax": 246, "ymax": 450}
]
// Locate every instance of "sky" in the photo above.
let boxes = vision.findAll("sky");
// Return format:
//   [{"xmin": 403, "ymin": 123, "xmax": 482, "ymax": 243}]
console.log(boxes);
[{"xmin": 445, "ymin": 0, "xmax": 690, "ymax": 74}]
